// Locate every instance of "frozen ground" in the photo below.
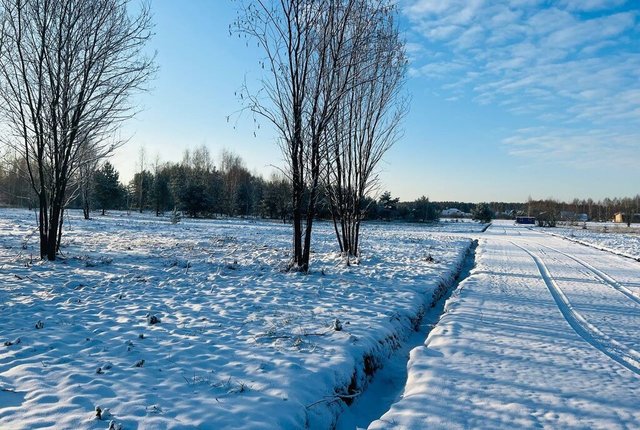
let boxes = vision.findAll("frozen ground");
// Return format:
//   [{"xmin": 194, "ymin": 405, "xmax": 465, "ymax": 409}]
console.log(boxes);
[
  {"xmin": 0, "ymin": 209, "xmax": 477, "ymax": 429},
  {"xmin": 541, "ymin": 224, "xmax": 640, "ymax": 260},
  {"xmin": 371, "ymin": 220, "xmax": 640, "ymax": 429}
]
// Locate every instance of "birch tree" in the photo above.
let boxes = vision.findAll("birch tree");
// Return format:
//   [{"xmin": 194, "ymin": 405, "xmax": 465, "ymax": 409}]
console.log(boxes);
[{"xmin": 0, "ymin": 0, "xmax": 155, "ymax": 260}]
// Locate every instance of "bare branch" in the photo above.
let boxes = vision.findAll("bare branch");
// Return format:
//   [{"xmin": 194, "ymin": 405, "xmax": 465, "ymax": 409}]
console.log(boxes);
[{"xmin": 0, "ymin": 0, "xmax": 156, "ymax": 260}]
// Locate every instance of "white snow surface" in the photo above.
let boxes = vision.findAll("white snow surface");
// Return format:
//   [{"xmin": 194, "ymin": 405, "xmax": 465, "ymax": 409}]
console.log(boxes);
[
  {"xmin": 371, "ymin": 221, "xmax": 640, "ymax": 430},
  {"xmin": 0, "ymin": 209, "xmax": 477, "ymax": 429},
  {"xmin": 541, "ymin": 225, "xmax": 640, "ymax": 260}
]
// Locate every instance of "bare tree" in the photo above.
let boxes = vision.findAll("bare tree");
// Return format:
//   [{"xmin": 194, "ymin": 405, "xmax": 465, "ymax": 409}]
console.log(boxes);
[
  {"xmin": 220, "ymin": 148, "xmax": 244, "ymax": 216},
  {"xmin": 235, "ymin": 0, "xmax": 367, "ymax": 271},
  {"xmin": 325, "ymin": 0, "xmax": 407, "ymax": 259},
  {"xmin": 76, "ymin": 140, "xmax": 100, "ymax": 220},
  {"xmin": 151, "ymin": 152, "xmax": 162, "ymax": 216},
  {"xmin": 136, "ymin": 145, "xmax": 146, "ymax": 213},
  {"xmin": 0, "ymin": 0, "xmax": 155, "ymax": 260}
]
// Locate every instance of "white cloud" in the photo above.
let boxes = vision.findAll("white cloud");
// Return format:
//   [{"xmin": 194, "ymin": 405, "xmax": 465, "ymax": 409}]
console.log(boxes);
[
  {"xmin": 405, "ymin": 42, "xmax": 424, "ymax": 54},
  {"xmin": 406, "ymin": 0, "xmax": 451, "ymax": 15},
  {"xmin": 543, "ymin": 11, "xmax": 635, "ymax": 50},
  {"xmin": 414, "ymin": 60, "xmax": 468, "ymax": 78},
  {"xmin": 503, "ymin": 127, "xmax": 640, "ymax": 167},
  {"xmin": 558, "ymin": 0, "xmax": 627, "ymax": 12},
  {"xmin": 404, "ymin": 0, "xmax": 640, "ymax": 164}
]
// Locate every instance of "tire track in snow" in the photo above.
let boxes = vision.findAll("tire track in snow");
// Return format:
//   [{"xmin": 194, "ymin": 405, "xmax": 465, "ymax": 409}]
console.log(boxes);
[
  {"xmin": 512, "ymin": 241, "xmax": 640, "ymax": 377},
  {"xmin": 538, "ymin": 243, "xmax": 640, "ymax": 307}
]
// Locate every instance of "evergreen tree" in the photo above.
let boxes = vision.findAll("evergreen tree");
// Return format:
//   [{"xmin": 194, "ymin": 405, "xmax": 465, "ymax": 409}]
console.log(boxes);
[
  {"xmin": 93, "ymin": 162, "xmax": 122, "ymax": 215},
  {"xmin": 472, "ymin": 202, "xmax": 494, "ymax": 223},
  {"xmin": 180, "ymin": 181, "xmax": 211, "ymax": 218},
  {"xmin": 414, "ymin": 196, "xmax": 438, "ymax": 222},
  {"xmin": 379, "ymin": 191, "xmax": 399, "ymax": 221},
  {"xmin": 150, "ymin": 166, "xmax": 173, "ymax": 216},
  {"xmin": 260, "ymin": 175, "xmax": 291, "ymax": 221},
  {"xmin": 129, "ymin": 170, "xmax": 154, "ymax": 212}
]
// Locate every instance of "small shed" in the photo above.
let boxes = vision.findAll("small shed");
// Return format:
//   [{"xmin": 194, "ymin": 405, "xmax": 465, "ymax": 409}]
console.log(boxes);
[{"xmin": 614, "ymin": 213, "xmax": 640, "ymax": 223}]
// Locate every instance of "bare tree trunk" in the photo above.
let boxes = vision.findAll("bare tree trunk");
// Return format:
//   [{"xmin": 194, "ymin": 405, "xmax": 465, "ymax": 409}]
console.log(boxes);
[
  {"xmin": 47, "ymin": 201, "xmax": 61, "ymax": 261},
  {"xmin": 82, "ymin": 189, "xmax": 90, "ymax": 219},
  {"xmin": 38, "ymin": 193, "xmax": 48, "ymax": 259},
  {"xmin": 236, "ymin": 0, "xmax": 360, "ymax": 271},
  {"xmin": 292, "ymin": 166, "xmax": 303, "ymax": 266},
  {"xmin": 301, "ymin": 147, "xmax": 322, "ymax": 270},
  {"xmin": 137, "ymin": 146, "xmax": 146, "ymax": 213},
  {"xmin": 324, "ymin": 0, "xmax": 407, "ymax": 259},
  {"xmin": 328, "ymin": 194, "xmax": 344, "ymax": 253},
  {"xmin": 78, "ymin": 141, "xmax": 99, "ymax": 220},
  {"xmin": 55, "ymin": 206, "xmax": 64, "ymax": 254},
  {"xmin": 0, "ymin": 0, "xmax": 155, "ymax": 260},
  {"xmin": 153, "ymin": 154, "xmax": 161, "ymax": 216}
]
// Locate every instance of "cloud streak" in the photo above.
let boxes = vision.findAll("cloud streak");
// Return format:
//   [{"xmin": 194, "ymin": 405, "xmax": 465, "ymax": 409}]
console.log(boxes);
[
  {"xmin": 504, "ymin": 127, "xmax": 640, "ymax": 168},
  {"xmin": 404, "ymin": 0, "xmax": 640, "ymax": 166}
]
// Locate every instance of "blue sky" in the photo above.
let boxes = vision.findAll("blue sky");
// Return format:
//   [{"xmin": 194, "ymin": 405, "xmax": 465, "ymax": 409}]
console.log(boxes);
[{"xmin": 114, "ymin": 0, "xmax": 640, "ymax": 203}]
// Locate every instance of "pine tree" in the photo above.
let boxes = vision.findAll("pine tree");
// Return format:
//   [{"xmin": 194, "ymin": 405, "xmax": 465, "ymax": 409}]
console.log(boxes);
[
  {"xmin": 472, "ymin": 202, "xmax": 494, "ymax": 223},
  {"xmin": 414, "ymin": 196, "xmax": 438, "ymax": 222},
  {"xmin": 379, "ymin": 191, "xmax": 399, "ymax": 221},
  {"xmin": 94, "ymin": 162, "xmax": 122, "ymax": 215}
]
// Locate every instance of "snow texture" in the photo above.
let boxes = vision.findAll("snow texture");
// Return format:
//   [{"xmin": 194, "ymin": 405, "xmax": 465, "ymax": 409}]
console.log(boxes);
[
  {"xmin": 541, "ymin": 224, "xmax": 640, "ymax": 260},
  {"xmin": 0, "ymin": 208, "xmax": 476, "ymax": 429},
  {"xmin": 371, "ymin": 221, "xmax": 640, "ymax": 430}
]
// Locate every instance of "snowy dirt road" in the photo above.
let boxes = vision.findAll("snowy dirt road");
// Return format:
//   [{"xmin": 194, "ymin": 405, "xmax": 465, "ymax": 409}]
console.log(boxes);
[{"xmin": 371, "ymin": 221, "xmax": 640, "ymax": 430}]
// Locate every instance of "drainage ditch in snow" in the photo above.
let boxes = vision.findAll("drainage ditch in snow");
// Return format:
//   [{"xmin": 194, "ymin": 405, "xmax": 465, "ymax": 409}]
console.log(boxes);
[{"xmin": 336, "ymin": 239, "xmax": 478, "ymax": 430}]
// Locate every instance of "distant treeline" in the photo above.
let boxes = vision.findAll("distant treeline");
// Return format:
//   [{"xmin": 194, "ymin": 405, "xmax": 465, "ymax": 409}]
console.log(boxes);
[
  {"xmin": 1, "ymin": 150, "xmax": 637, "ymax": 223},
  {"xmin": 0, "ymin": 148, "xmax": 436, "ymax": 222},
  {"xmin": 524, "ymin": 197, "xmax": 640, "ymax": 225}
]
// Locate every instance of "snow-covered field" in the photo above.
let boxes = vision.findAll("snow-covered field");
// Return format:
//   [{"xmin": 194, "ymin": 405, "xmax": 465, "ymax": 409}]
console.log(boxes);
[
  {"xmin": 0, "ymin": 209, "xmax": 476, "ymax": 429},
  {"xmin": 541, "ymin": 225, "xmax": 640, "ymax": 260},
  {"xmin": 371, "ymin": 221, "xmax": 640, "ymax": 429}
]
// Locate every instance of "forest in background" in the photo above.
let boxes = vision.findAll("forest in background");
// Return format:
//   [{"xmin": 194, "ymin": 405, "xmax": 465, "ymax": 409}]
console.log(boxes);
[{"xmin": 1, "ymin": 147, "xmax": 638, "ymax": 225}]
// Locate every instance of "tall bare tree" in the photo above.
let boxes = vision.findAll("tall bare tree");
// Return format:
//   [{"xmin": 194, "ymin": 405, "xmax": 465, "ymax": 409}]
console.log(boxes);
[
  {"xmin": 0, "ymin": 0, "xmax": 155, "ymax": 260},
  {"xmin": 220, "ymin": 148, "xmax": 244, "ymax": 216},
  {"xmin": 136, "ymin": 145, "xmax": 146, "ymax": 213},
  {"xmin": 325, "ymin": 0, "xmax": 406, "ymax": 259},
  {"xmin": 235, "ymin": 0, "xmax": 368, "ymax": 271},
  {"xmin": 76, "ymin": 140, "xmax": 100, "ymax": 220}
]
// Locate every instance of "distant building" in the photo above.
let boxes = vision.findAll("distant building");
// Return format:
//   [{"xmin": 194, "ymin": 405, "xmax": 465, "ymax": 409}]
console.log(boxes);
[
  {"xmin": 440, "ymin": 208, "xmax": 468, "ymax": 218},
  {"xmin": 516, "ymin": 216, "xmax": 536, "ymax": 225},
  {"xmin": 614, "ymin": 213, "xmax": 640, "ymax": 223}
]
